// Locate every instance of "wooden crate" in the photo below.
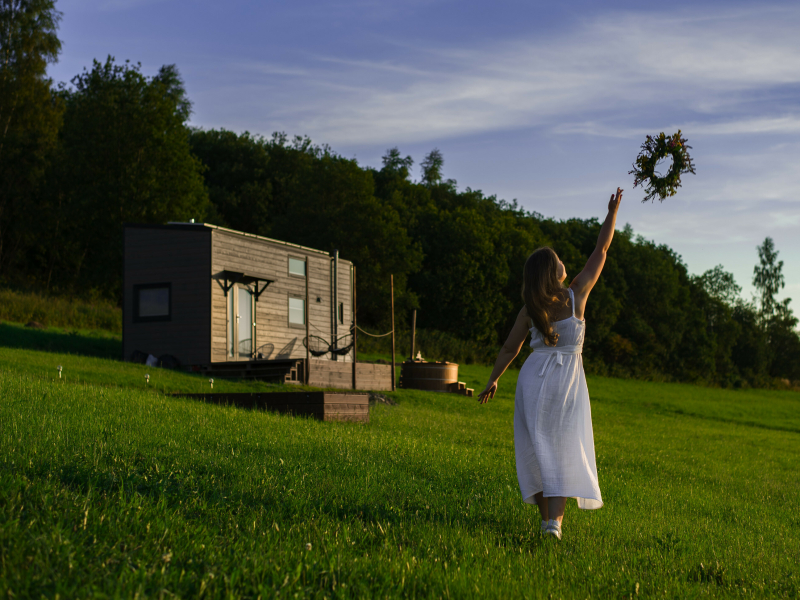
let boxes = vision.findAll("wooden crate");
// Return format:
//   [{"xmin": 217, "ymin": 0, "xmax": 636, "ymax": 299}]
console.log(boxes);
[{"xmin": 175, "ymin": 391, "xmax": 369, "ymax": 422}]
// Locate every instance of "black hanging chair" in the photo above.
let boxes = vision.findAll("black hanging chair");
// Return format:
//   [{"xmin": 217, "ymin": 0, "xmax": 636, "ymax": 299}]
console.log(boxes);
[
  {"xmin": 255, "ymin": 343, "xmax": 274, "ymax": 360},
  {"xmin": 303, "ymin": 335, "xmax": 331, "ymax": 357},
  {"xmin": 330, "ymin": 332, "xmax": 354, "ymax": 356}
]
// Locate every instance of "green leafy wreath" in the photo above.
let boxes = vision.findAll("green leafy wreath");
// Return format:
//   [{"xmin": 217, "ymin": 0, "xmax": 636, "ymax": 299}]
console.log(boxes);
[{"xmin": 629, "ymin": 130, "xmax": 696, "ymax": 203}]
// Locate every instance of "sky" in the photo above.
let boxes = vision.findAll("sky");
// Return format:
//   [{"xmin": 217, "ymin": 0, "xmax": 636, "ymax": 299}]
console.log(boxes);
[{"xmin": 49, "ymin": 0, "xmax": 800, "ymax": 305}]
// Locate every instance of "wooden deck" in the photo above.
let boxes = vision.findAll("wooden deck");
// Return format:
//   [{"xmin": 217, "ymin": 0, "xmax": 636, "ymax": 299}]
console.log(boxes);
[
  {"xmin": 175, "ymin": 391, "xmax": 369, "ymax": 422},
  {"xmin": 194, "ymin": 359, "xmax": 304, "ymax": 384},
  {"xmin": 193, "ymin": 358, "xmax": 393, "ymax": 391}
]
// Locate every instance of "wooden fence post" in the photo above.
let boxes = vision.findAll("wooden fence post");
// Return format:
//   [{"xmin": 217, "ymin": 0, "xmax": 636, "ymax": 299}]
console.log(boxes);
[
  {"xmin": 410, "ymin": 309, "xmax": 416, "ymax": 360},
  {"xmin": 352, "ymin": 265, "xmax": 357, "ymax": 390},
  {"xmin": 305, "ymin": 259, "xmax": 310, "ymax": 384},
  {"xmin": 391, "ymin": 274, "xmax": 396, "ymax": 391}
]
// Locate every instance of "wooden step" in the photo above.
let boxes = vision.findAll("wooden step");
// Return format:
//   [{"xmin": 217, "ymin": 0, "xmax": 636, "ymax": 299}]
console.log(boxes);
[
  {"xmin": 174, "ymin": 391, "xmax": 370, "ymax": 422},
  {"xmin": 450, "ymin": 383, "xmax": 473, "ymax": 397},
  {"xmin": 200, "ymin": 359, "xmax": 304, "ymax": 384}
]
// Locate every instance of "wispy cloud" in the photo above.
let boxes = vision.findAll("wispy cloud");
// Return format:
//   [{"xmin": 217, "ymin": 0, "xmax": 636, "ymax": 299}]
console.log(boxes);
[
  {"xmin": 214, "ymin": 6, "xmax": 800, "ymax": 145},
  {"xmin": 97, "ymin": 0, "xmax": 169, "ymax": 11},
  {"xmin": 692, "ymin": 117, "xmax": 800, "ymax": 136},
  {"xmin": 554, "ymin": 116, "xmax": 800, "ymax": 138}
]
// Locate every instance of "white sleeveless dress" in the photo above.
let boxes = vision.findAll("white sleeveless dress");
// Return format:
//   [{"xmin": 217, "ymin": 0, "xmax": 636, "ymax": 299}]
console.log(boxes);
[{"xmin": 513, "ymin": 287, "xmax": 603, "ymax": 509}]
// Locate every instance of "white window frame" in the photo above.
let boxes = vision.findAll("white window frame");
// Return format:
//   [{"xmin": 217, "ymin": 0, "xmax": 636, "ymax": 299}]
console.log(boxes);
[
  {"xmin": 288, "ymin": 256, "xmax": 306, "ymax": 277},
  {"xmin": 288, "ymin": 296, "xmax": 305, "ymax": 328}
]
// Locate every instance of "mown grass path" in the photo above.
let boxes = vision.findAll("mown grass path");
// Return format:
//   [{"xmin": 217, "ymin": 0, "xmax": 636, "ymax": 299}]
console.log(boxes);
[{"xmin": 1, "ymin": 351, "xmax": 798, "ymax": 598}]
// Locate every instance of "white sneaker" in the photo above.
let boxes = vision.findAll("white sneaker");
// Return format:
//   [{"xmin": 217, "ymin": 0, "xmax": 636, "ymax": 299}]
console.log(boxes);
[
  {"xmin": 545, "ymin": 519, "xmax": 562, "ymax": 540},
  {"xmin": 540, "ymin": 519, "xmax": 547, "ymax": 534}
]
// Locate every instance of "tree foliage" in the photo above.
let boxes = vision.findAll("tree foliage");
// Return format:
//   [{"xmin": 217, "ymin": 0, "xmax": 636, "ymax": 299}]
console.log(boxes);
[
  {"xmin": 420, "ymin": 148, "xmax": 444, "ymax": 186},
  {"xmin": 45, "ymin": 57, "xmax": 208, "ymax": 297},
  {"xmin": 753, "ymin": 236, "xmax": 785, "ymax": 321},
  {"xmin": 0, "ymin": 0, "xmax": 63, "ymax": 279},
  {"xmin": 697, "ymin": 265, "xmax": 742, "ymax": 305}
]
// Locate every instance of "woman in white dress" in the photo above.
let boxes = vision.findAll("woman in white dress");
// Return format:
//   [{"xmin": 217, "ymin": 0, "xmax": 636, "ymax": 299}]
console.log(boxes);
[{"xmin": 478, "ymin": 187, "xmax": 623, "ymax": 540}]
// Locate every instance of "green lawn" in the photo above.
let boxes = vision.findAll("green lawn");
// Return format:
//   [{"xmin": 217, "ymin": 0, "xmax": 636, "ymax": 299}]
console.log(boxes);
[
  {"xmin": 0, "ymin": 320, "xmax": 393, "ymax": 395},
  {"xmin": 0, "ymin": 320, "xmax": 344, "ymax": 395},
  {"xmin": 1, "ymin": 336, "xmax": 799, "ymax": 598},
  {"xmin": 0, "ymin": 320, "xmax": 122, "ymax": 360}
]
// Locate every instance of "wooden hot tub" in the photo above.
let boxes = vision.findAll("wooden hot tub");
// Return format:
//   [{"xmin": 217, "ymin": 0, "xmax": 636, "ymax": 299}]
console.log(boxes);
[{"xmin": 399, "ymin": 361, "xmax": 473, "ymax": 396}]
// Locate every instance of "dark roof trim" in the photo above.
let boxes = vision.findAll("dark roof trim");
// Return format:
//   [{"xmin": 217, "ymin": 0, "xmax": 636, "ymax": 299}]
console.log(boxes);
[
  {"xmin": 123, "ymin": 222, "xmax": 351, "ymax": 262},
  {"xmin": 124, "ymin": 222, "xmax": 210, "ymax": 232}
]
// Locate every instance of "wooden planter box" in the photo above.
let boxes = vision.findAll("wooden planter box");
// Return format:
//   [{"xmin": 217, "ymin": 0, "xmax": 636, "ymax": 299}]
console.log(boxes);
[{"xmin": 175, "ymin": 391, "xmax": 369, "ymax": 422}]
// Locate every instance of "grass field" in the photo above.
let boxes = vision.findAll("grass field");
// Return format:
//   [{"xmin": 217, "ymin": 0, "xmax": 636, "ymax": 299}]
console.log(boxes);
[
  {"xmin": 0, "ymin": 289, "xmax": 121, "ymax": 332},
  {"xmin": 1, "ymin": 331, "xmax": 799, "ymax": 598}
]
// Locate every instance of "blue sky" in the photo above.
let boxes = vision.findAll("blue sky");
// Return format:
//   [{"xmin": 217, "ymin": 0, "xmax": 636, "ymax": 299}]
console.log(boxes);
[{"xmin": 50, "ymin": 0, "xmax": 800, "ymax": 305}]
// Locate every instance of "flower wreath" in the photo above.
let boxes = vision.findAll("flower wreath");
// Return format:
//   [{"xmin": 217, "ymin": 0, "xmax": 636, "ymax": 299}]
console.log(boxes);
[{"xmin": 629, "ymin": 130, "xmax": 696, "ymax": 203}]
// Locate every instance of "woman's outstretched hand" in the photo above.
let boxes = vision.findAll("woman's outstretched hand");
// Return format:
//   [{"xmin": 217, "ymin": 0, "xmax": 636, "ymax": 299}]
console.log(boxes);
[
  {"xmin": 608, "ymin": 187, "xmax": 623, "ymax": 213},
  {"xmin": 478, "ymin": 381, "xmax": 497, "ymax": 405}
]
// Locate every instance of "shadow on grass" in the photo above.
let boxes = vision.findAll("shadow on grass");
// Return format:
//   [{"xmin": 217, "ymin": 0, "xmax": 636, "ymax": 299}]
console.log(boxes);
[{"xmin": 0, "ymin": 322, "xmax": 121, "ymax": 360}]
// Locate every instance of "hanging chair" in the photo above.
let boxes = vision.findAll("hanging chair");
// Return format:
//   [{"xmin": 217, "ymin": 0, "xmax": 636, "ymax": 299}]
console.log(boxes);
[
  {"xmin": 303, "ymin": 335, "xmax": 331, "ymax": 357},
  {"xmin": 255, "ymin": 343, "xmax": 274, "ymax": 360},
  {"xmin": 330, "ymin": 332, "xmax": 354, "ymax": 356}
]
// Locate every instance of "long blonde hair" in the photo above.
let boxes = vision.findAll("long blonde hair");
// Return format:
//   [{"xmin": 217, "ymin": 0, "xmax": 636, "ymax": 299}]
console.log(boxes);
[{"xmin": 522, "ymin": 247, "xmax": 569, "ymax": 346}]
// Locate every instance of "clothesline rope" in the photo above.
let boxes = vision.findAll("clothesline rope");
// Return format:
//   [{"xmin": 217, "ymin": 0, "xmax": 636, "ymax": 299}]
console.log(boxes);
[{"xmin": 356, "ymin": 325, "xmax": 394, "ymax": 338}]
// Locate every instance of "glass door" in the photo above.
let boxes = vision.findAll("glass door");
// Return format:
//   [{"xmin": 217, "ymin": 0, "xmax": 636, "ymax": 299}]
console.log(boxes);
[
  {"xmin": 228, "ymin": 285, "xmax": 254, "ymax": 360},
  {"xmin": 238, "ymin": 288, "xmax": 253, "ymax": 358}
]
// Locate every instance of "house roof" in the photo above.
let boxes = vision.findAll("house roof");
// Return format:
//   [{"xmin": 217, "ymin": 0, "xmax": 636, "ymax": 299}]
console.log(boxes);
[{"xmin": 124, "ymin": 222, "xmax": 351, "ymax": 262}]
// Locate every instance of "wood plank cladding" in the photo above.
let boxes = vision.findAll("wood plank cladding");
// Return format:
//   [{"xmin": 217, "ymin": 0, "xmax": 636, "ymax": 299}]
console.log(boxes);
[
  {"xmin": 175, "ymin": 391, "xmax": 369, "ymax": 422},
  {"xmin": 309, "ymin": 359, "xmax": 392, "ymax": 391},
  {"xmin": 123, "ymin": 226, "xmax": 211, "ymax": 366},
  {"xmin": 210, "ymin": 228, "xmax": 353, "ymax": 364}
]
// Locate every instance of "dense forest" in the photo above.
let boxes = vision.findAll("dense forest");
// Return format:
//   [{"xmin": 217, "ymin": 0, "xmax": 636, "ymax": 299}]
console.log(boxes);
[{"xmin": 2, "ymin": 0, "xmax": 799, "ymax": 386}]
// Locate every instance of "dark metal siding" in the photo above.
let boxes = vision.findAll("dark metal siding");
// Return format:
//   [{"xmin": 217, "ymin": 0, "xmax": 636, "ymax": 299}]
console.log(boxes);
[{"xmin": 123, "ymin": 227, "xmax": 211, "ymax": 365}]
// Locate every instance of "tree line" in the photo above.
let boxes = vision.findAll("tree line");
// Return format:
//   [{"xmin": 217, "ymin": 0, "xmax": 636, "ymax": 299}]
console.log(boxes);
[{"xmin": 2, "ymin": 0, "xmax": 798, "ymax": 386}]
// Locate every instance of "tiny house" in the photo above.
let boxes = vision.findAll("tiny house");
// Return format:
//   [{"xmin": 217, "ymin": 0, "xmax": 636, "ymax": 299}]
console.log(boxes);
[{"xmin": 122, "ymin": 222, "xmax": 391, "ymax": 389}]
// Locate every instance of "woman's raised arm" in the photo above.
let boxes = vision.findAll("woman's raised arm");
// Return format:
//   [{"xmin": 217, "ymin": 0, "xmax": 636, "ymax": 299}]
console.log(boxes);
[{"xmin": 570, "ymin": 188, "xmax": 623, "ymax": 315}]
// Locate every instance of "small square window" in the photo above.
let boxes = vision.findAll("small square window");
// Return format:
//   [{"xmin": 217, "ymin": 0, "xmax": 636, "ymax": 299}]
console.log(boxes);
[
  {"xmin": 133, "ymin": 283, "xmax": 171, "ymax": 322},
  {"xmin": 289, "ymin": 297, "xmax": 305, "ymax": 326},
  {"xmin": 288, "ymin": 257, "xmax": 306, "ymax": 277}
]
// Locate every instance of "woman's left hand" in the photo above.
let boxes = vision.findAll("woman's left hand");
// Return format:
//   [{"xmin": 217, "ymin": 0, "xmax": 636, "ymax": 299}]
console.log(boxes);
[
  {"xmin": 478, "ymin": 381, "xmax": 497, "ymax": 405},
  {"xmin": 608, "ymin": 187, "xmax": 623, "ymax": 213}
]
